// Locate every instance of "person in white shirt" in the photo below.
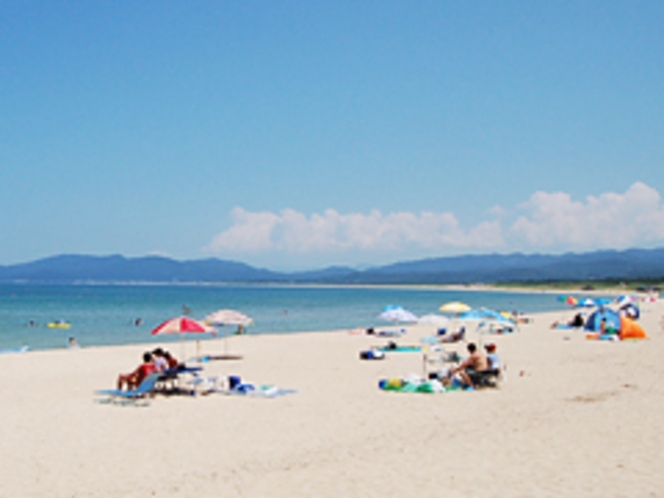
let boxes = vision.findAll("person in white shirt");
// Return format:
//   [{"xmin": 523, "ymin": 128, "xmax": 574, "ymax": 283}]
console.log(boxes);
[{"xmin": 151, "ymin": 348, "xmax": 169, "ymax": 372}]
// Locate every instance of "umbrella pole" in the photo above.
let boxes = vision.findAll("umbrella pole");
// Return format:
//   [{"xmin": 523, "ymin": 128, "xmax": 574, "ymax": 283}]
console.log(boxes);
[{"xmin": 422, "ymin": 348, "xmax": 428, "ymax": 378}]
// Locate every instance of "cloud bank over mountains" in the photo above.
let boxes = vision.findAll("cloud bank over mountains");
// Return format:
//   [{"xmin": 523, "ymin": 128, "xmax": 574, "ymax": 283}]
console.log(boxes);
[{"xmin": 205, "ymin": 182, "xmax": 664, "ymax": 263}]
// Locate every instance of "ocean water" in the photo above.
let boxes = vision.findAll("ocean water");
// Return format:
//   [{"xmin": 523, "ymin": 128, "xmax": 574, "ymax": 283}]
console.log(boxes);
[{"xmin": 0, "ymin": 284, "xmax": 572, "ymax": 351}]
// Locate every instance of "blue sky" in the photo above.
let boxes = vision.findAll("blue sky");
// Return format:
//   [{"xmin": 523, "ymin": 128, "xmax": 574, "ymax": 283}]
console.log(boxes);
[{"xmin": 1, "ymin": 1, "xmax": 663, "ymax": 270}]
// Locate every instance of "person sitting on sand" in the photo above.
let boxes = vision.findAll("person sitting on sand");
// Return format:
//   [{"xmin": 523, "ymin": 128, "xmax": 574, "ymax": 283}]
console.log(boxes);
[
  {"xmin": 550, "ymin": 313, "xmax": 584, "ymax": 329},
  {"xmin": 450, "ymin": 342, "xmax": 489, "ymax": 389},
  {"xmin": 570, "ymin": 313, "xmax": 584, "ymax": 328},
  {"xmin": 117, "ymin": 352, "xmax": 157, "ymax": 390}
]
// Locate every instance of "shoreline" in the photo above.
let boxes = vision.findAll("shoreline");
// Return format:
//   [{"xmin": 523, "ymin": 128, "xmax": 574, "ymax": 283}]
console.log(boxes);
[
  {"xmin": 2, "ymin": 283, "xmax": 653, "ymax": 354},
  {"xmin": 2, "ymin": 279, "xmax": 655, "ymax": 294}
]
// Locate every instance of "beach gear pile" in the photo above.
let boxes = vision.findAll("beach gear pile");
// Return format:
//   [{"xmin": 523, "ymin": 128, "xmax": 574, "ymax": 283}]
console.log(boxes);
[
  {"xmin": 359, "ymin": 349, "xmax": 385, "ymax": 360},
  {"xmin": 378, "ymin": 374, "xmax": 461, "ymax": 394},
  {"xmin": 223, "ymin": 375, "xmax": 296, "ymax": 398}
]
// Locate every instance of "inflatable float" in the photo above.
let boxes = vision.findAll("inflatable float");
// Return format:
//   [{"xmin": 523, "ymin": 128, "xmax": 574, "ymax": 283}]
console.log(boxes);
[{"xmin": 47, "ymin": 321, "xmax": 71, "ymax": 329}]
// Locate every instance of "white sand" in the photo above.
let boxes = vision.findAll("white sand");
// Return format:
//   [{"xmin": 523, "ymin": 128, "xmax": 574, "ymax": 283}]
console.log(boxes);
[{"xmin": 1, "ymin": 300, "xmax": 663, "ymax": 497}]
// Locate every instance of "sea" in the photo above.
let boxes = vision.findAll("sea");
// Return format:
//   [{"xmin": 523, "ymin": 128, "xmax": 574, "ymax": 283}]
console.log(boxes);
[{"xmin": 0, "ymin": 283, "xmax": 575, "ymax": 352}]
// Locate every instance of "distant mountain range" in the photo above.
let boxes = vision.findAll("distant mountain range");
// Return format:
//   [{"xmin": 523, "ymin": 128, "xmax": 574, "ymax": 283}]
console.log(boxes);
[{"xmin": 1, "ymin": 248, "xmax": 663, "ymax": 285}]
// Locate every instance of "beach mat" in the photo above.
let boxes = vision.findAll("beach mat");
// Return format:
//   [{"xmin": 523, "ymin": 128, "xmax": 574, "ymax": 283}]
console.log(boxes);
[{"xmin": 378, "ymin": 345, "xmax": 422, "ymax": 353}]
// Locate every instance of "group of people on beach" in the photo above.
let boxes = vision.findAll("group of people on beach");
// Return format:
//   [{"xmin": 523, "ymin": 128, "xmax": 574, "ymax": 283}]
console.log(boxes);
[
  {"xmin": 433, "ymin": 342, "xmax": 501, "ymax": 389},
  {"xmin": 116, "ymin": 348, "xmax": 180, "ymax": 391}
]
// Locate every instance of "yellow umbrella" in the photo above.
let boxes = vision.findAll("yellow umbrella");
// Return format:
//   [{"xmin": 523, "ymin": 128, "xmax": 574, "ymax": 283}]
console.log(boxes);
[{"xmin": 439, "ymin": 301, "xmax": 471, "ymax": 314}]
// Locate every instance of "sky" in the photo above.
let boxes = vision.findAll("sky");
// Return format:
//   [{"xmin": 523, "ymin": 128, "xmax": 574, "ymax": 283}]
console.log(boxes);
[{"xmin": 1, "ymin": 1, "xmax": 663, "ymax": 270}]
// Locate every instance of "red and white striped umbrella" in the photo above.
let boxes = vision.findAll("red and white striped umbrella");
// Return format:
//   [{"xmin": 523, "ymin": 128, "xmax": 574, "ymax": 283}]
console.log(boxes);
[
  {"xmin": 151, "ymin": 316, "xmax": 217, "ymax": 361},
  {"xmin": 151, "ymin": 316, "xmax": 217, "ymax": 336}
]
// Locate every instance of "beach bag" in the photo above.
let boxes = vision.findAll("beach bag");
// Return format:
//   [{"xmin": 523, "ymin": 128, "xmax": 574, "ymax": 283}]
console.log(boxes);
[
  {"xmin": 360, "ymin": 350, "xmax": 385, "ymax": 360},
  {"xmin": 228, "ymin": 375, "xmax": 241, "ymax": 389}
]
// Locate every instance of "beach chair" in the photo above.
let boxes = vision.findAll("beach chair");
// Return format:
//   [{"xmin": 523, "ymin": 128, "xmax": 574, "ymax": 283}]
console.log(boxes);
[
  {"xmin": 468, "ymin": 368, "xmax": 502, "ymax": 388},
  {"xmin": 95, "ymin": 373, "xmax": 161, "ymax": 406}
]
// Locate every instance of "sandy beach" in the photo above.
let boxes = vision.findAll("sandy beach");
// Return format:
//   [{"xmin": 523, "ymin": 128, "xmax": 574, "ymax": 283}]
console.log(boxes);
[{"xmin": 1, "ymin": 299, "xmax": 663, "ymax": 497}]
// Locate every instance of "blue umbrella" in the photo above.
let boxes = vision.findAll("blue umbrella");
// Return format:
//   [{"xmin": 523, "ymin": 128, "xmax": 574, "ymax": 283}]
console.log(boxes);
[{"xmin": 460, "ymin": 308, "xmax": 514, "ymax": 324}]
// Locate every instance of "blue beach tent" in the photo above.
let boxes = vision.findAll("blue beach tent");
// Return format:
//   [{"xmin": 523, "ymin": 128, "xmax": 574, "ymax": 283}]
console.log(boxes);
[{"xmin": 584, "ymin": 308, "xmax": 621, "ymax": 332}]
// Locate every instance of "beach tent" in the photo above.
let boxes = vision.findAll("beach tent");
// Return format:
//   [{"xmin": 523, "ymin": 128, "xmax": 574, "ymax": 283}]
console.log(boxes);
[
  {"xmin": 584, "ymin": 308, "xmax": 621, "ymax": 332},
  {"xmin": 619, "ymin": 316, "xmax": 647, "ymax": 340}
]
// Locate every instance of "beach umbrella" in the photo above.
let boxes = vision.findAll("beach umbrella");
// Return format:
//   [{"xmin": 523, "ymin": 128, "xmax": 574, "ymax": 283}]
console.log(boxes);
[
  {"xmin": 151, "ymin": 316, "xmax": 216, "ymax": 360},
  {"xmin": 458, "ymin": 309, "xmax": 485, "ymax": 322},
  {"xmin": 379, "ymin": 307, "xmax": 418, "ymax": 323},
  {"xmin": 151, "ymin": 316, "xmax": 216, "ymax": 336},
  {"xmin": 204, "ymin": 309, "xmax": 253, "ymax": 357},
  {"xmin": 459, "ymin": 308, "xmax": 515, "ymax": 325},
  {"xmin": 457, "ymin": 308, "xmax": 516, "ymax": 345},
  {"xmin": 619, "ymin": 303, "xmax": 640, "ymax": 320},
  {"xmin": 616, "ymin": 295, "xmax": 635, "ymax": 307},
  {"xmin": 580, "ymin": 298, "xmax": 596, "ymax": 308},
  {"xmin": 484, "ymin": 309, "xmax": 515, "ymax": 323},
  {"xmin": 565, "ymin": 296, "xmax": 578, "ymax": 306},
  {"xmin": 439, "ymin": 301, "xmax": 471, "ymax": 314},
  {"xmin": 204, "ymin": 309, "xmax": 254, "ymax": 327}
]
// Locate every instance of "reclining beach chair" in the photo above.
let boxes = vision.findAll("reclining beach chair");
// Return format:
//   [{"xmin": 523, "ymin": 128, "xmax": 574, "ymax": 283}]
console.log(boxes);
[{"xmin": 95, "ymin": 373, "xmax": 161, "ymax": 406}]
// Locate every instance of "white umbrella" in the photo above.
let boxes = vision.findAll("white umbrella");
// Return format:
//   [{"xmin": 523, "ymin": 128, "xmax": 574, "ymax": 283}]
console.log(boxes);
[
  {"xmin": 204, "ymin": 309, "xmax": 254, "ymax": 327},
  {"xmin": 379, "ymin": 308, "xmax": 418, "ymax": 323},
  {"xmin": 203, "ymin": 309, "xmax": 253, "ymax": 358}
]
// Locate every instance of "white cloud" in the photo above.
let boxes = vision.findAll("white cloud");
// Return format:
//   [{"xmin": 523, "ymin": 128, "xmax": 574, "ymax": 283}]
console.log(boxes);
[
  {"xmin": 511, "ymin": 182, "xmax": 664, "ymax": 249},
  {"xmin": 205, "ymin": 207, "xmax": 504, "ymax": 255},
  {"xmin": 487, "ymin": 205, "xmax": 507, "ymax": 217},
  {"xmin": 205, "ymin": 182, "xmax": 664, "ymax": 263}
]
